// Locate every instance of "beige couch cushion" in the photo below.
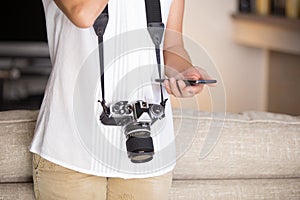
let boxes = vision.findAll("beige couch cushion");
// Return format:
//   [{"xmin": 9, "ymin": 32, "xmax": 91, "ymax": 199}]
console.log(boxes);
[
  {"xmin": 0, "ymin": 183, "xmax": 34, "ymax": 200},
  {"xmin": 0, "ymin": 109, "xmax": 300, "ymax": 200},
  {"xmin": 172, "ymin": 109, "xmax": 300, "ymax": 179},
  {"xmin": 0, "ymin": 110, "xmax": 39, "ymax": 183},
  {"xmin": 170, "ymin": 178, "xmax": 300, "ymax": 200},
  {"xmin": 1, "ymin": 109, "xmax": 300, "ymax": 182}
]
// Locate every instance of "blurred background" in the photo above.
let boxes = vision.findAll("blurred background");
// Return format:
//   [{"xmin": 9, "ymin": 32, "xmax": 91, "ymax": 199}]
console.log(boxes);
[
  {"xmin": 0, "ymin": 0, "xmax": 50, "ymax": 111},
  {"xmin": 0, "ymin": 0, "xmax": 299, "ymax": 115}
]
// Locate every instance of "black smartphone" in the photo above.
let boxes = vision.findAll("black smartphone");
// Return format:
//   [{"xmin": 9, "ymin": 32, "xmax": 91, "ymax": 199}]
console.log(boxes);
[{"xmin": 155, "ymin": 79, "xmax": 217, "ymax": 86}]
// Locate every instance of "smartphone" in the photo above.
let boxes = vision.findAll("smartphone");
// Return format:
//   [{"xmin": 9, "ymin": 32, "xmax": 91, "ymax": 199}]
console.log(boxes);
[{"xmin": 155, "ymin": 78, "xmax": 217, "ymax": 86}]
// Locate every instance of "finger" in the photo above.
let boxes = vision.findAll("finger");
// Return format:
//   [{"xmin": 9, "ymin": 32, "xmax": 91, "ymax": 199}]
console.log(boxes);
[
  {"xmin": 179, "ymin": 80, "xmax": 204, "ymax": 97},
  {"xmin": 177, "ymin": 80, "xmax": 194, "ymax": 97},
  {"xmin": 188, "ymin": 84, "xmax": 204, "ymax": 95},
  {"xmin": 169, "ymin": 78, "xmax": 182, "ymax": 97},
  {"xmin": 163, "ymin": 80, "xmax": 173, "ymax": 95},
  {"xmin": 176, "ymin": 80, "xmax": 183, "ymax": 96}
]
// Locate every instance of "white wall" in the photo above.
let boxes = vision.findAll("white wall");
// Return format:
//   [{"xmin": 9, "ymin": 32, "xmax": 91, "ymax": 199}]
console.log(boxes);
[{"xmin": 170, "ymin": 0, "xmax": 268, "ymax": 113}]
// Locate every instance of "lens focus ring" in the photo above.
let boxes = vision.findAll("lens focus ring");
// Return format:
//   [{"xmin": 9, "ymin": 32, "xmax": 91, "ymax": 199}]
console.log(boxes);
[{"xmin": 126, "ymin": 136, "xmax": 154, "ymax": 153}]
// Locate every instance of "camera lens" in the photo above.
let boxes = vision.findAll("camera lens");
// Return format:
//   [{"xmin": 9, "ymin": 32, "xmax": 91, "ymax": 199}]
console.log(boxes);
[
  {"xmin": 126, "ymin": 136, "xmax": 154, "ymax": 163},
  {"xmin": 123, "ymin": 122, "xmax": 154, "ymax": 163},
  {"xmin": 124, "ymin": 122, "xmax": 151, "ymax": 137}
]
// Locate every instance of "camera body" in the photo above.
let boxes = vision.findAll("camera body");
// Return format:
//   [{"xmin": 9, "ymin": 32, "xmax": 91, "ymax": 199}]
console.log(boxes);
[{"xmin": 100, "ymin": 100, "xmax": 165, "ymax": 163}]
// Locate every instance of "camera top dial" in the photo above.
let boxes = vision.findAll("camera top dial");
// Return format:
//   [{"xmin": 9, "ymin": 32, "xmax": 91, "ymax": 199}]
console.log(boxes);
[{"xmin": 150, "ymin": 104, "xmax": 164, "ymax": 119}]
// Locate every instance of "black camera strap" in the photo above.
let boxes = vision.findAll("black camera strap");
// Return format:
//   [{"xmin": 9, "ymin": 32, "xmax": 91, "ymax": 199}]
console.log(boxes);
[
  {"xmin": 93, "ymin": 0, "xmax": 167, "ymax": 115},
  {"xmin": 144, "ymin": 0, "xmax": 167, "ymax": 107},
  {"xmin": 93, "ymin": 5, "xmax": 109, "ymax": 113}
]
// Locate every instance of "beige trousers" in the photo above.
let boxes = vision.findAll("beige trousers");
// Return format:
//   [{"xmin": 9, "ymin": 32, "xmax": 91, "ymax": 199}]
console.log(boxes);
[{"xmin": 32, "ymin": 154, "xmax": 173, "ymax": 200}]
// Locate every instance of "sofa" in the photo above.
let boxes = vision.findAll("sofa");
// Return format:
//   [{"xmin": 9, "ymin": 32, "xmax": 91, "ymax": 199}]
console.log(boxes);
[{"xmin": 0, "ymin": 108, "xmax": 299, "ymax": 199}]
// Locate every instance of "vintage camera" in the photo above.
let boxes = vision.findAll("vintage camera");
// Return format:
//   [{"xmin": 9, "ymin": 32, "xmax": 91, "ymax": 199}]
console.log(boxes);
[{"xmin": 100, "ymin": 100, "xmax": 166, "ymax": 163}]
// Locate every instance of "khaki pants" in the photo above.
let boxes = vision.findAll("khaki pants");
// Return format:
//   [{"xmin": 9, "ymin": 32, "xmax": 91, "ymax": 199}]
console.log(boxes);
[{"xmin": 32, "ymin": 154, "xmax": 173, "ymax": 200}]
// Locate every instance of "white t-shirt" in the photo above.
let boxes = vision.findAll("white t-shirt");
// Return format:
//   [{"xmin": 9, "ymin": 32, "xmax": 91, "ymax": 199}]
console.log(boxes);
[{"xmin": 30, "ymin": 0, "xmax": 176, "ymax": 179}]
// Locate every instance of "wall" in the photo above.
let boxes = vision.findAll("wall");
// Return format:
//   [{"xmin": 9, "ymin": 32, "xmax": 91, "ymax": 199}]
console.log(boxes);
[
  {"xmin": 170, "ymin": 0, "xmax": 267, "ymax": 113},
  {"xmin": 268, "ymin": 51, "xmax": 300, "ymax": 115}
]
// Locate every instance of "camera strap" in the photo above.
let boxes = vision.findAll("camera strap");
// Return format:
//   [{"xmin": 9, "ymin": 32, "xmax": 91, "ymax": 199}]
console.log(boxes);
[
  {"xmin": 144, "ymin": 0, "xmax": 168, "ymax": 107},
  {"xmin": 93, "ymin": 5, "xmax": 109, "ymax": 113},
  {"xmin": 93, "ymin": 0, "xmax": 167, "ymax": 114}
]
